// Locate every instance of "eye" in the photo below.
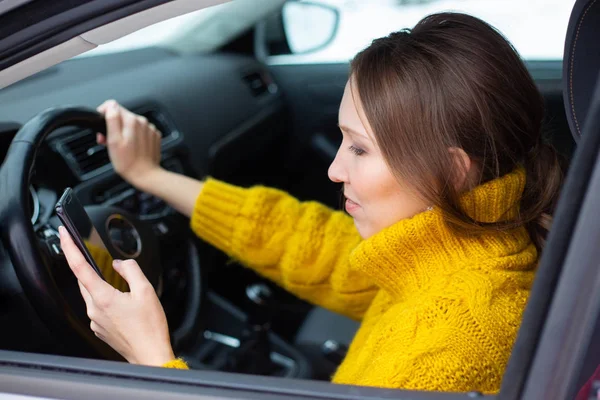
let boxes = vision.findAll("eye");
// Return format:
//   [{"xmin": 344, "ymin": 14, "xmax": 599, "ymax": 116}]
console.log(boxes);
[{"xmin": 349, "ymin": 145, "xmax": 366, "ymax": 156}]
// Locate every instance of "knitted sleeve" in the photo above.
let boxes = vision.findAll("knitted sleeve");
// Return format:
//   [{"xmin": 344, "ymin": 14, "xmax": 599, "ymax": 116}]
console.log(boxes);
[
  {"xmin": 162, "ymin": 358, "xmax": 189, "ymax": 370},
  {"xmin": 190, "ymin": 179, "xmax": 378, "ymax": 320}
]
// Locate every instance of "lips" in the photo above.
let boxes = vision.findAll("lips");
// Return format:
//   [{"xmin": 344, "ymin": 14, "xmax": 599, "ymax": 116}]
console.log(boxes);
[{"xmin": 344, "ymin": 195, "xmax": 360, "ymax": 214}]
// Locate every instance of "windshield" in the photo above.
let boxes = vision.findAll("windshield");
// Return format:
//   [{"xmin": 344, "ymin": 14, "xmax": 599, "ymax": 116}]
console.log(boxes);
[
  {"xmin": 78, "ymin": 6, "xmax": 222, "ymax": 58},
  {"xmin": 80, "ymin": 0, "xmax": 574, "ymax": 61}
]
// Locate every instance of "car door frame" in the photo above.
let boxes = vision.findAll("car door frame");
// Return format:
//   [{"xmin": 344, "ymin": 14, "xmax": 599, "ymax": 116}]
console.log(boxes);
[
  {"xmin": 3, "ymin": 76, "xmax": 600, "ymax": 400},
  {"xmin": 2, "ymin": 0, "xmax": 600, "ymax": 398},
  {"xmin": 0, "ymin": 349, "xmax": 483, "ymax": 400}
]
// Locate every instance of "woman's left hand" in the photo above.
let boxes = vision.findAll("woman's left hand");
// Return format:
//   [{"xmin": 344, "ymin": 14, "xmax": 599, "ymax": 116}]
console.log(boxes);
[{"xmin": 58, "ymin": 226, "xmax": 175, "ymax": 366}]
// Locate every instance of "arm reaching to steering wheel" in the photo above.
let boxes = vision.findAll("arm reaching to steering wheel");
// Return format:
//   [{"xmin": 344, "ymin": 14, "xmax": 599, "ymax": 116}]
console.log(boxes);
[{"xmin": 97, "ymin": 100, "xmax": 377, "ymax": 320}]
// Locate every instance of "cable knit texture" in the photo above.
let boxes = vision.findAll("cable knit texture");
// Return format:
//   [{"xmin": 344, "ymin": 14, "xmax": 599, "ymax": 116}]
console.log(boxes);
[
  {"xmin": 162, "ymin": 358, "xmax": 189, "ymax": 369},
  {"xmin": 170, "ymin": 169, "xmax": 537, "ymax": 393}
]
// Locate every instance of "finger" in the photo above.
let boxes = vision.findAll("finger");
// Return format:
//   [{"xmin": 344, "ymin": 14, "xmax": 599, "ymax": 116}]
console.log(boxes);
[
  {"xmin": 104, "ymin": 103, "xmax": 123, "ymax": 143},
  {"xmin": 94, "ymin": 331, "xmax": 108, "ymax": 342},
  {"xmin": 90, "ymin": 320, "xmax": 107, "ymax": 334},
  {"xmin": 90, "ymin": 322, "xmax": 108, "ymax": 341},
  {"xmin": 153, "ymin": 130, "xmax": 162, "ymax": 163},
  {"xmin": 78, "ymin": 281, "xmax": 93, "ymax": 306},
  {"xmin": 97, "ymin": 99, "xmax": 118, "ymax": 114},
  {"xmin": 90, "ymin": 320, "xmax": 101, "ymax": 332},
  {"xmin": 112, "ymin": 259, "xmax": 153, "ymax": 295},
  {"xmin": 96, "ymin": 133, "xmax": 106, "ymax": 145},
  {"xmin": 145, "ymin": 125, "xmax": 156, "ymax": 155},
  {"xmin": 97, "ymin": 102, "xmax": 110, "ymax": 114},
  {"xmin": 149, "ymin": 124, "xmax": 160, "ymax": 145},
  {"xmin": 121, "ymin": 109, "xmax": 139, "ymax": 142},
  {"xmin": 59, "ymin": 226, "xmax": 113, "ymax": 300},
  {"xmin": 152, "ymin": 127, "xmax": 161, "ymax": 142},
  {"xmin": 119, "ymin": 106, "xmax": 142, "ymax": 126}
]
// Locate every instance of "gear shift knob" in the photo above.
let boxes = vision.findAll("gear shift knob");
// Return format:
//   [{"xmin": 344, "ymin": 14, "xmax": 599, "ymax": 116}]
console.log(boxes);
[
  {"xmin": 246, "ymin": 283, "xmax": 272, "ymax": 306},
  {"xmin": 245, "ymin": 283, "xmax": 274, "ymax": 326}
]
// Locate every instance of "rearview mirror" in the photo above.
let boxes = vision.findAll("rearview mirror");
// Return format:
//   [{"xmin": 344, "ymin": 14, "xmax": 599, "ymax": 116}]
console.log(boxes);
[{"xmin": 282, "ymin": 1, "xmax": 339, "ymax": 54}]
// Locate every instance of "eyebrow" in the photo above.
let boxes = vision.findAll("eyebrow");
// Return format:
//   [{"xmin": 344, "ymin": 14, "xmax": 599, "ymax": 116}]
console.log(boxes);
[{"xmin": 338, "ymin": 124, "xmax": 370, "ymax": 140}]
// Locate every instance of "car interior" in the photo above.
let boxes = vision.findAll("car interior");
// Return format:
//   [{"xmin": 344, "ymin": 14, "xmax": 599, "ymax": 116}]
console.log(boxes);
[{"xmin": 1, "ymin": 0, "xmax": 599, "ymax": 398}]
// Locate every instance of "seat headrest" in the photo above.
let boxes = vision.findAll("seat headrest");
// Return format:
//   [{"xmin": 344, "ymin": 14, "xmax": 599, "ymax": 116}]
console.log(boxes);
[{"xmin": 563, "ymin": 0, "xmax": 600, "ymax": 142}]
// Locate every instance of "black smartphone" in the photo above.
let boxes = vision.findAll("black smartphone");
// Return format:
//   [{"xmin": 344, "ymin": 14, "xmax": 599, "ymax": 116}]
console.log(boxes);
[{"xmin": 55, "ymin": 187, "xmax": 109, "ymax": 280}]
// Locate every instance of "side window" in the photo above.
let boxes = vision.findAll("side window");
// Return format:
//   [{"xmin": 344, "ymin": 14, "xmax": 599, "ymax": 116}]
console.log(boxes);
[{"xmin": 268, "ymin": 0, "xmax": 576, "ymax": 64}]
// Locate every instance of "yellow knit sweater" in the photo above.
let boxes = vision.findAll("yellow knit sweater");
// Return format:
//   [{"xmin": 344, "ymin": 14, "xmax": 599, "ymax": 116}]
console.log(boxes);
[
  {"xmin": 172, "ymin": 169, "xmax": 537, "ymax": 393},
  {"xmin": 85, "ymin": 241, "xmax": 129, "ymax": 292}
]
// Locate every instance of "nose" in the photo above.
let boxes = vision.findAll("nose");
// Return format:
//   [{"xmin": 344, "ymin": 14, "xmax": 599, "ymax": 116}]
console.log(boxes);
[{"xmin": 328, "ymin": 147, "xmax": 348, "ymax": 183}]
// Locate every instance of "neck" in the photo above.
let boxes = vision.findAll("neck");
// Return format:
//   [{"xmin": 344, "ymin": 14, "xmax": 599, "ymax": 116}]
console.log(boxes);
[{"xmin": 349, "ymin": 169, "xmax": 532, "ymax": 300}]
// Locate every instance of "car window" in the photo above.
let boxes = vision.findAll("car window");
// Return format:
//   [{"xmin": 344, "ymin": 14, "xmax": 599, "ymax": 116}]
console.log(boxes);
[
  {"xmin": 276, "ymin": 0, "xmax": 576, "ymax": 64},
  {"xmin": 76, "ymin": 0, "xmax": 286, "ymax": 58}
]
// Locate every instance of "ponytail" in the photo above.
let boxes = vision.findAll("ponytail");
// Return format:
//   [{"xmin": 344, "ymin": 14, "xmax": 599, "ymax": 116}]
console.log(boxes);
[{"xmin": 521, "ymin": 142, "xmax": 564, "ymax": 252}]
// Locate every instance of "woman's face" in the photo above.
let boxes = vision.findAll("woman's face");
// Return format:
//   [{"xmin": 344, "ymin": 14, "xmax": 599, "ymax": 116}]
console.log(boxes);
[{"xmin": 328, "ymin": 81, "xmax": 429, "ymax": 239}]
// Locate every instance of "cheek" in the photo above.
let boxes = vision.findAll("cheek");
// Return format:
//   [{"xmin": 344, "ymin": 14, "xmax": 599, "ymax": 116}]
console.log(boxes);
[
  {"xmin": 354, "ymin": 163, "xmax": 427, "ymax": 234},
  {"xmin": 353, "ymin": 161, "xmax": 397, "ymax": 207}
]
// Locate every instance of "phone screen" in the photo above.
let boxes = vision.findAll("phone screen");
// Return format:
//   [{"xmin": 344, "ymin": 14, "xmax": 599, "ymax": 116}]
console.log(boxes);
[{"xmin": 56, "ymin": 189, "xmax": 129, "ymax": 291}]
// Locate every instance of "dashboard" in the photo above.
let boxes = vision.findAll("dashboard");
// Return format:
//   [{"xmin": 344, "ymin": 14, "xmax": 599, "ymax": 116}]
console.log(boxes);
[
  {"xmin": 0, "ymin": 106, "xmax": 182, "ymax": 233},
  {"xmin": 0, "ymin": 46, "xmax": 291, "ymax": 356},
  {"xmin": 0, "ymin": 48, "xmax": 285, "ymax": 173},
  {"xmin": 0, "ymin": 46, "xmax": 286, "ymax": 230}
]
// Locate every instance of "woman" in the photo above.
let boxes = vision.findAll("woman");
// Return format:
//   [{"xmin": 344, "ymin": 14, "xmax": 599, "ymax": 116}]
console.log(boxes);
[{"xmin": 59, "ymin": 12, "xmax": 563, "ymax": 393}]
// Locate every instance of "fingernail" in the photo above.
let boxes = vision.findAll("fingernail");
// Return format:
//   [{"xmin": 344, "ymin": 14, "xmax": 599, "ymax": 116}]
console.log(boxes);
[
  {"xmin": 58, "ymin": 226, "xmax": 65, "ymax": 236},
  {"xmin": 113, "ymin": 259, "xmax": 122, "ymax": 266}
]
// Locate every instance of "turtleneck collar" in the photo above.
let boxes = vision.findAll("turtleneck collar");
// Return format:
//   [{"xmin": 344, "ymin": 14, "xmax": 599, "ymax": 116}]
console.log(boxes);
[{"xmin": 349, "ymin": 168, "xmax": 534, "ymax": 301}]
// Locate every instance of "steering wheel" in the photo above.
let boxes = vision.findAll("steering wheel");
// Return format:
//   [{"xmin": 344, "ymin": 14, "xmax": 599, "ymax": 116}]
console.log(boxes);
[{"xmin": 0, "ymin": 107, "xmax": 203, "ymax": 359}]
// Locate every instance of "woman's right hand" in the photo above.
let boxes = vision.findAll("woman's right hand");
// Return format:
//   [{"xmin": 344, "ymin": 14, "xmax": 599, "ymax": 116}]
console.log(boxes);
[
  {"xmin": 96, "ymin": 99, "xmax": 204, "ymax": 218},
  {"xmin": 97, "ymin": 100, "xmax": 162, "ymax": 189}
]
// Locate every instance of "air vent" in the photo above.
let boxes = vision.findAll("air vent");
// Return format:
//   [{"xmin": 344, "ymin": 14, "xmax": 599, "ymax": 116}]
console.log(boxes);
[
  {"xmin": 242, "ymin": 71, "xmax": 277, "ymax": 97},
  {"xmin": 53, "ymin": 106, "xmax": 180, "ymax": 180},
  {"xmin": 140, "ymin": 109, "xmax": 177, "ymax": 141},
  {"xmin": 57, "ymin": 129, "xmax": 110, "ymax": 178}
]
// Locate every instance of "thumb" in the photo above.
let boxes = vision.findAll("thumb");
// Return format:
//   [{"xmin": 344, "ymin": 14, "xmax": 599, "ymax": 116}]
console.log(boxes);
[{"xmin": 113, "ymin": 259, "xmax": 152, "ymax": 294}]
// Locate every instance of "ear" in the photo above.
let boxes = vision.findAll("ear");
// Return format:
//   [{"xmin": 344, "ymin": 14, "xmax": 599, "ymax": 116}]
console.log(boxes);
[{"xmin": 448, "ymin": 147, "xmax": 474, "ymax": 191}]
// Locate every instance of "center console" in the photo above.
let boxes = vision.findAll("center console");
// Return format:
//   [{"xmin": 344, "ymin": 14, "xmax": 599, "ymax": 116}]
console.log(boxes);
[{"xmin": 181, "ymin": 289, "xmax": 311, "ymax": 379}]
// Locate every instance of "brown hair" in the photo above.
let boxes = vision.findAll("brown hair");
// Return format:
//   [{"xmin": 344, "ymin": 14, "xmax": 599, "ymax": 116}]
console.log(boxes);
[{"xmin": 350, "ymin": 12, "xmax": 563, "ymax": 252}]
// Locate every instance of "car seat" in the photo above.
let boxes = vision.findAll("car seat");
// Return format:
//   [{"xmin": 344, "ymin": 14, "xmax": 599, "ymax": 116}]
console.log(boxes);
[{"xmin": 500, "ymin": 0, "xmax": 600, "ymax": 398}]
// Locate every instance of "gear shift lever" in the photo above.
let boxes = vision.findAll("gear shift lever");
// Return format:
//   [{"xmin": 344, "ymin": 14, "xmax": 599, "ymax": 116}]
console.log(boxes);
[
  {"xmin": 245, "ymin": 283, "xmax": 274, "ymax": 326},
  {"xmin": 223, "ymin": 283, "xmax": 276, "ymax": 375}
]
